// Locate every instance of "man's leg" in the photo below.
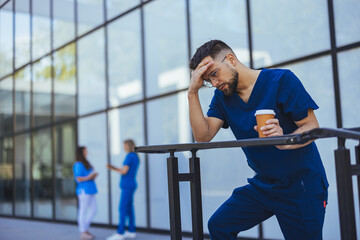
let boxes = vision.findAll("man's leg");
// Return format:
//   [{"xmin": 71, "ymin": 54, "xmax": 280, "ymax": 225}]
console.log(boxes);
[
  {"xmin": 208, "ymin": 185, "xmax": 273, "ymax": 240},
  {"xmin": 275, "ymin": 190, "xmax": 327, "ymax": 240}
]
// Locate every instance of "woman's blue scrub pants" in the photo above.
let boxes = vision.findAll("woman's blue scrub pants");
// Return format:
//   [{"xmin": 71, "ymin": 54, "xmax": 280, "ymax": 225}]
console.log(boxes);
[{"xmin": 117, "ymin": 188, "xmax": 136, "ymax": 234}]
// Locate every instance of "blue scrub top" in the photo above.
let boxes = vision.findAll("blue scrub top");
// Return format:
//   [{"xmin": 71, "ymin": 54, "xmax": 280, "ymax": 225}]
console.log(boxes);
[
  {"xmin": 120, "ymin": 152, "xmax": 140, "ymax": 189},
  {"xmin": 73, "ymin": 162, "xmax": 98, "ymax": 195},
  {"xmin": 207, "ymin": 68, "xmax": 329, "ymax": 196}
]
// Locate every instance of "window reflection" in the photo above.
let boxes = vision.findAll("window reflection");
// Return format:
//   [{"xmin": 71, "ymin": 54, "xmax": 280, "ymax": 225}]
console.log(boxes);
[
  {"xmin": 15, "ymin": 0, "xmax": 30, "ymax": 69},
  {"xmin": 252, "ymin": 0, "xmax": 330, "ymax": 67},
  {"xmin": 77, "ymin": 0, "xmax": 104, "ymax": 36},
  {"xmin": 190, "ymin": 0, "xmax": 249, "ymax": 66},
  {"xmin": 144, "ymin": 0, "xmax": 188, "ymax": 97},
  {"xmin": 54, "ymin": 44, "xmax": 76, "ymax": 121},
  {"xmin": 0, "ymin": 2, "xmax": 13, "ymax": 77},
  {"xmin": 108, "ymin": 10, "xmax": 142, "ymax": 107},
  {"xmin": 33, "ymin": 128, "xmax": 53, "ymax": 219},
  {"xmin": 108, "ymin": 104, "xmax": 146, "ymax": 227},
  {"xmin": 0, "ymin": 76, "xmax": 13, "ymax": 135},
  {"xmin": 33, "ymin": 57, "xmax": 52, "ymax": 127},
  {"xmin": 334, "ymin": 0, "xmax": 360, "ymax": 46},
  {"xmin": 78, "ymin": 29, "xmax": 106, "ymax": 115},
  {"xmin": 32, "ymin": 0, "xmax": 51, "ymax": 60},
  {"xmin": 14, "ymin": 66, "xmax": 31, "ymax": 131},
  {"xmin": 53, "ymin": 0, "xmax": 75, "ymax": 49},
  {"xmin": 78, "ymin": 113, "xmax": 108, "ymax": 223},
  {"xmin": 106, "ymin": 0, "xmax": 140, "ymax": 20},
  {"xmin": 15, "ymin": 133, "xmax": 31, "ymax": 217},
  {"xmin": 0, "ymin": 137, "xmax": 13, "ymax": 215},
  {"xmin": 55, "ymin": 122, "xmax": 77, "ymax": 221},
  {"xmin": 146, "ymin": 93, "xmax": 191, "ymax": 230}
]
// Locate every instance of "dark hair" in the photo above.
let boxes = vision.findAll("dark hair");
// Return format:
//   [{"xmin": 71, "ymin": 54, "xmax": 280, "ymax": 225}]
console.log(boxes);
[
  {"xmin": 77, "ymin": 146, "xmax": 92, "ymax": 170},
  {"xmin": 124, "ymin": 139, "xmax": 136, "ymax": 152},
  {"xmin": 189, "ymin": 40, "xmax": 234, "ymax": 70}
]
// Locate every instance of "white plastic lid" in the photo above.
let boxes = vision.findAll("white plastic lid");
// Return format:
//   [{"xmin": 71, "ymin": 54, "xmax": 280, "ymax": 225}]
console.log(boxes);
[{"xmin": 254, "ymin": 109, "xmax": 275, "ymax": 116}]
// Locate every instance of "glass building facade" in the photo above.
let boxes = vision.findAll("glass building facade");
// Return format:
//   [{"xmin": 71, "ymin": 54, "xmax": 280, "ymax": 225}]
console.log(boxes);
[{"xmin": 0, "ymin": 0, "xmax": 359, "ymax": 239}]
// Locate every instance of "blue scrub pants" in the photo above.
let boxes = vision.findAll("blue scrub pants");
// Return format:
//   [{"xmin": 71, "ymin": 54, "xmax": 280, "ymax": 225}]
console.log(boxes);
[
  {"xmin": 208, "ymin": 184, "xmax": 327, "ymax": 240},
  {"xmin": 117, "ymin": 188, "xmax": 136, "ymax": 234}
]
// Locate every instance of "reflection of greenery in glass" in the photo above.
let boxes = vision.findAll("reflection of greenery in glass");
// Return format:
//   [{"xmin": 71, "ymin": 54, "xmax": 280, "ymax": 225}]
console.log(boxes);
[
  {"xmin": 54, "ymin": 43, "xmax": 76, "ymax": 83},
  {"xmin": 33, "ymin": 129, "xmax": 52, "ymax": 180}
]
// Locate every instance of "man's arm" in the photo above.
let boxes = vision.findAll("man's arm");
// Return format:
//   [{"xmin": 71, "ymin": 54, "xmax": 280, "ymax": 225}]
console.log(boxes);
[
  {"xmin": 107, "ymin": 164, "xmax": 129, "ymax": 175},
  {"xmin": 188, "ymin": 58, "xmax": 223, "ymax": 142},
  {"xmin": 256, "ymin": 108, "xmax": 319, "ymax": 149}
]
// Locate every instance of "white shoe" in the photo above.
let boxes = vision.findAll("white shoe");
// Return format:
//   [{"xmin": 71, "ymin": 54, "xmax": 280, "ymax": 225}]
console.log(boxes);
[
  {"xmin": 124, "ymin": 231, "xmax": 136, "ymax": 238},
  {"xmin": 106, "ymin": 233, "xmax": 125, "ymax": 240}
]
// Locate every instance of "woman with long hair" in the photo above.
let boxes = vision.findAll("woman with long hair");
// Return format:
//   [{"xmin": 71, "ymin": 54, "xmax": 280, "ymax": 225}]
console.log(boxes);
[
  {"xmin": 106, "ymin": 139, "xmax": 140, "ymax": 240},
  {"xmin": 73, "ymin": 146, "xmax": 98, "ymax": 240}
]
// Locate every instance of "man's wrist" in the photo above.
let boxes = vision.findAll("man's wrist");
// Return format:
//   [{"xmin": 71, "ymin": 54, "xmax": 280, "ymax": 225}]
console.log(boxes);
[{"xmin": 188, "ymin": 89, "xmax": 199, "ymax": 98}]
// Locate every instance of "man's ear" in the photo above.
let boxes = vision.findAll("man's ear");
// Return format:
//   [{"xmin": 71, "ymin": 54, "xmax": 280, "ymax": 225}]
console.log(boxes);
[{"xmin": 226, "ymin": 53, "xmax": 237, "ymax": 67}]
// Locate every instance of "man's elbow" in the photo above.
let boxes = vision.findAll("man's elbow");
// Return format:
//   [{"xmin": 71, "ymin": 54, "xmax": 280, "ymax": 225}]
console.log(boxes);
[{"xmin": 194, "ymin": 134, "xmax": 212, "ymax": 142}]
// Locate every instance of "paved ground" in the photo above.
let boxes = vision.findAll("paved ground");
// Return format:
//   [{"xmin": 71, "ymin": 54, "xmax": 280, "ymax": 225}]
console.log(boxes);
[{"xmin": 0, "ymin": 217, "xmax": 192, "ymax": 240}]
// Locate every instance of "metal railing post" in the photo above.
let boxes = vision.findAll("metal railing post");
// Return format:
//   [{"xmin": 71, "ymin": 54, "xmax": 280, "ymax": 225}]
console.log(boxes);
[
  {"xmin": 334, "ymin": 138, "xmax": 357, "ymax": 240},
  {"xmin": 189, "ymin": 150, "xmax": 204, "ymax": 240},
  {"xmin": 167, "ymin": 151, "xmax": 182, "ymax": 240}
]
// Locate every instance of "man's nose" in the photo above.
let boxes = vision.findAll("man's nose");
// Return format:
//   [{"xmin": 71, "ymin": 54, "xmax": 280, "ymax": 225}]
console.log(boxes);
[{"xmin": 211, "ymin": 79, "xmax": 220, "ymax": 87}]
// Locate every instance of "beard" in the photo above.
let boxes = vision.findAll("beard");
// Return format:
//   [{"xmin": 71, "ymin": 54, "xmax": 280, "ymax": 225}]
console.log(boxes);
[{"xmin": 222, "ymin": 69, "xmax": 238, "ymax": 96}]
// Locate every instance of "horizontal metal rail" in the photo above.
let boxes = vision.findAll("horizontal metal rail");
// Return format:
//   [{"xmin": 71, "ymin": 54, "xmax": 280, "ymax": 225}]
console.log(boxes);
[{"xmin": 135, "ymin": 127, "xmax": 360, "ymax": 154}]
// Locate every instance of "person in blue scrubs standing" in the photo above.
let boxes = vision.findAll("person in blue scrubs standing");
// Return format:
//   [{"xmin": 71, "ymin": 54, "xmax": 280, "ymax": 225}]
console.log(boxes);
[
  {"xmin": 106, "ymin": 139, "xmax": 140, "ymax": 240},
  {"xmin": 188, "ymin": 40, "xmax": 328, "ymax": 240},
  {"xmin": 73, "ymin": 146, "xmax": 98, "ymax": 240}
]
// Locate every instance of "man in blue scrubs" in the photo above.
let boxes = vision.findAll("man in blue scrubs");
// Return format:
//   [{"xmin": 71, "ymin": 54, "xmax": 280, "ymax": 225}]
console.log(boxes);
[{"xmin": 188, "ymin": 40, "xmax": 328, "ymax": 240}]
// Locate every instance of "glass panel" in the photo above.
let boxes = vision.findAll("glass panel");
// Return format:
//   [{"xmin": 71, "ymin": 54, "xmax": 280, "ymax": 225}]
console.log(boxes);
[
  {"xmin": 0, "ymin": 137, "xmax": 13, "ymax": 215},
  {"xmin": 14, "ymin": 133, "xmax": 31, "ymax": 217},
  {"xmin": 32, "ymin": 0, "xmax": 51, "ymax": 60},
  {"xmin": 33, "ymin": 57, "xmax": 52, "ymax": 127},
  {"xmin": 53, "ymin": 0, "xmax": 75, "ymax": 49},
  {"xmin": 196, "ymin": 87, "xmax": 258, "ymax": 237},
  {"xmin": 334, "ymin": 0, "xmax": 360, "ymax": 46},
  {"xmin": 0, "ymin": 2, "xmax": 13, "ymax": 77},
  {"xmin": 15, "ymin": 0, "xmax": 31, "ymax": 68},
  {"xmin": 78, "ymin": 29, "xmax": 106, "ymax": 115},
  {"xmin": 338, "ymin": 48, "xmax": 360, "ymax": 128},
  {"xmin": 146, "ymin": 92, "xmax": 192, "ymax": 230},
  {"xmin": 77, "ymin": 0, "xmax": 104, "ymax": 36},
  {"xmin": 144, "ymin": 0, "xmax": 188, "ymax": 97},
  {"xmin": 252, "ymin": 0, "xmax": 330, "ymax": 67},
  {"xmin": 262, "ymin": 57, "xmax": 338, "ymax": 239},
  {"xmin": 106, "ymin": 0, "xmax": 140, "ymax": 20},
  {"xmin": 108, "ymin": 104, "xmax": 146, "ymax": 227},
  {"xmin": 14, "ymin": 66, "xmax": 31, "ymax": 131},
  {"xmin": 190, "ymin": 0, "xmax": 249, "ymax": 66},
  {"xmin": 338, "ymin": 48, "xmax": 360, "ymax": 240},
  {"xmin": 108, "ymin": 10, "xmax": 142, "ymax": 107},
  {"xmin": 55, "ymin": 122, "xmax": 77, "ymax": 221},
  {"xmin": 78, "ymin": 113, "xmax": 108, "ymax": 223},
  {"xmin": 33, "ymin": 128, "xmax": 53, "ymax": 219},
  {"xmin": 54, "ymin": 43, "xmax": 76, "ymax": 121},
  {"xmin": 0, "ymin": 76, "xmax": 13, "ymax": 135}
]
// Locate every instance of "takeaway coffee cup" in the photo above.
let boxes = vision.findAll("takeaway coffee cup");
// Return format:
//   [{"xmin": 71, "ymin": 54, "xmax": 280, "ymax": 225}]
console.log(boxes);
[{"xmin": 255, "ymin": 109, "xmax": 276, "ymax": 138}]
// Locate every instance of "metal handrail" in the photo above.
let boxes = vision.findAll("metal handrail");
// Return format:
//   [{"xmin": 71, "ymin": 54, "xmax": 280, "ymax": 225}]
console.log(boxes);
[
  {"xmin": 135, "ymin": 127, "xmax": 360, "ymax": 240},
  {"xmin": 135, "ymin": 127, "xmax": 360, "ymax": 154}
]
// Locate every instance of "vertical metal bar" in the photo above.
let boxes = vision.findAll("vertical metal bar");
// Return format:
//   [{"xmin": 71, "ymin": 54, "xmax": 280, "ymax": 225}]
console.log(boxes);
[
  {"xmin": 140, "ymin": 1, "xmax": 151, "ymax": 229},
  {"xmin": 167, "ymin": 151, "xmax": 182, "ymax": 240},
  {"xmin": 327, "ymin": 0, "xmax": 343, "ymax": 129},
  {"xmin": 50, "ymin": 0, "xmax": 56, "ymax": 221},
  {"xmin": 12, "ymin": 0, "xmax": 16, "ymax": 217},
  {"xmin": 334, "ymin": 139, "xmax": 356, "ymax": 240},
  {"xmin": 29, "ymin": 0, "xmax": 34, "ymax": 219},
  {"xmin": 355, "ymin": 142, "xmax": 360, "ymax": 221},
  {"xmin": 103, "ymin": 0, "xmax": 112, "ymax": 226},
  {"xmin": 189, "ymin": 150, "xmax": 203, "ymax": 240},
  {"xmin": 246, "ymin": 0, "xmax": 254, "ymax": 69}
]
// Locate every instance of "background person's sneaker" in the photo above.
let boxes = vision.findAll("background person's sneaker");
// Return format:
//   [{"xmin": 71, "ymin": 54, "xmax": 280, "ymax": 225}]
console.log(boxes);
[
  {"xmin": 80, "ymin": 232, "xmax": 94, "ymax": 240},
  {"xmin": 106, "ymin": 233, "xmax": 125, "ymax": 240},
  {"xmin": 124, "ymin": 231, "xmax": 136, "ymax": 238}
]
